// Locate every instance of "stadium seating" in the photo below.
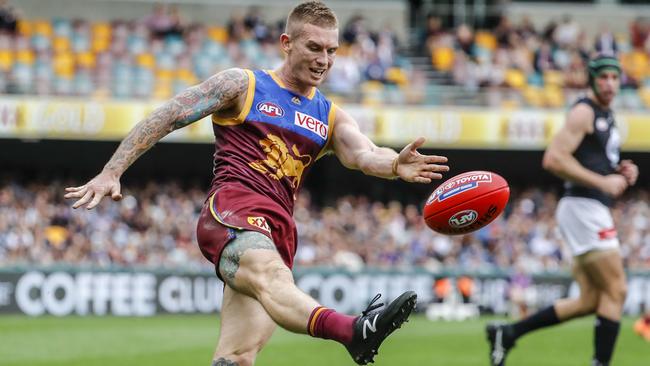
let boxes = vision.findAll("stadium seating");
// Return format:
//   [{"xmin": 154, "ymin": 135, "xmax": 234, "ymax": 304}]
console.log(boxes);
[{"xmin": 1, "ymin": 180, "xmax": 648, "ymax": 272}]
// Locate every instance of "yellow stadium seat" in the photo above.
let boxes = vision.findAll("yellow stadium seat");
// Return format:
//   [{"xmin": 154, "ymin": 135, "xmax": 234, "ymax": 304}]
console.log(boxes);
[
  {"xmin": 76, "ymin": 52, "xmax": 96, "ymax": 68},
  {"xmin": 475, "ymin": 31, "xmax": 497, "ymax": 51},
  {"xmin": 543, "ymin": 70, "xmax": 564, "ymax": 87},
  {"xmin": 136, "ymin": 53, "xmax": 155, "ymax": 69},
  {"xmin": 385, "ymin": 67, "xmax": 408, "ymax": 86},
  {"xmin": 92, "ymin": 22, "xmax": 112, "ymax": 40},
  {"xmin": 176, "ymin": 69, "xmax": 198, "ymax": 84},
  {"xmin": 543, "ymin": 86, "xmax": 564, "ymax": 108},
  {"xmin": 33, "ymin": 20, "xmax": 53, "ymax": 37},
  {"xmin": 54, "ymin": 53, "xmax": 74, "ymax": 77},
  {"xmin": 0, "ymin": 51, "xmax": 13, "ymax": 71},
  {"xmin": 207, "ymin": 27, "xmax": 228, "ymax": 43},
  {"xmin": 155, "ymin": 69, "xmax": 174, "ymax": 81},
  {"xmin": 505, "ymin": 68, "xmax": 527, "ymax": 89},
  {"xmin": 153, "ymin": 82, "xmax": 172, "ymax": 99},
  {"xmin": 621, "ymin": 51, "xmax": 648, "ymax": 81},
  {"xmin": 53, "ymin": 37, "xmax": 71, "ymax": 54},
  {"xmin": 92, "ymin": 38, "xmax": 110, "ymax": 53},
  {"xmin": 16, "ymin": 50, "xmax": 35, "ymax": 65},
  {"xmin": 523, "ymin": 86, "xmax": 543, "ymax": 107},
  {"xmin": 432, "ymin": 47, "xmax": 454, "ymax": 72},
  {"xmin": 17, "ymin": 20, "xmax": 32, "ymax": 36}
]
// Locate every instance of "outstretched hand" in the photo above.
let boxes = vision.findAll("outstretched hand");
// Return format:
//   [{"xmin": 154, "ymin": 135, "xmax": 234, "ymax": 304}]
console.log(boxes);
[
  {"xmin": 395, "ymin": 137, "xmax": 449, "ymax": 183},
  {"xmin": 64, "ymin": 171, "xmax": 123, "ymax": 209}
]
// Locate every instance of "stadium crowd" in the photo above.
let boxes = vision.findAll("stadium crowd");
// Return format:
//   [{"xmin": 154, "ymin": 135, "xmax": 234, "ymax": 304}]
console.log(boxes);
[
  {"xmin": 1, "ymin": 2, "xmax": 648, "ymax": 108},
  {"xmin": 1, "ymin": 179, "xmax": 648, "ymax": 273},
  {"xmin": 0, "ymin": 3, "xmax": 409, "ymax": 101},
  {"xmin": 423, "ymin": 14, "xmax": 650, "ymax": 108}
]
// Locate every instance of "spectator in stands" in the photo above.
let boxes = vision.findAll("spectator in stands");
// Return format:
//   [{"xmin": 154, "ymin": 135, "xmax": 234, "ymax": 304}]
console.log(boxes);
[
  {"xmin": 142, "ymin": 3, "xmax": 175, "ymax": 39},
  {"xmin": 629, "ymin": 17, "xmax": 649, "ymax": 50},
  {"xmin": 0, "ymin": 0, "xmax": 18, "ymax": 34},
  {"xmin": 594, "ymin": 24, "xmax": 618, "ymax": 57}
]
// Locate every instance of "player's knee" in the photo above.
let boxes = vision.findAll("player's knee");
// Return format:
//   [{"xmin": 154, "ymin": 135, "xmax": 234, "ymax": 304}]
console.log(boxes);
[
  {"xmin": 601, "ymin": 282, "xmax": 627, "ymax": 306},
  {"xmin": 576, "ymin": 294, "xmax": 598, "ymax": 315},
  {"xmin": 248, "ymin": 258, "xmax": 293, "ymax": 294}
]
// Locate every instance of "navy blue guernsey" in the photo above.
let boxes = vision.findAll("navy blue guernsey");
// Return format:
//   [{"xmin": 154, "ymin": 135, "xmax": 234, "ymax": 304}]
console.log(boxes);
[{"xmin": 563, "ymin": 97, "xmax": 620, "ymax": 207}]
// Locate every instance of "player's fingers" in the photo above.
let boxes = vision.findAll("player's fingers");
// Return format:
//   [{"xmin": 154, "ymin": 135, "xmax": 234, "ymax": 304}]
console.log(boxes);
[
  {"xmin": 72, "ymin": 190, "xmax": 94, "ymax": 209},
  {"xmin": 424, "ymin": 164, "xmax": 449, "ymax": 172},
  {"xmin": 86, "ymin": 192, "xmax": 105, "ymax": 210},
  {"xmin": 422, "ymin": 171, "xmax": 443, "ymax": 180},
  {"xmin": 65, "ymin": 186, "xmax": 85, "ymax": 192},
  {"xmin": 425, "ymin": 155, "xmax": 448, "ymax": 164},
  {"xmin": 65, "ymin": 187, "xmax": 88, "ymax": 199},
  {"xmin": 408, "ymin": 137, "xmax": 426, "ymax": 152},
  {"xmin": 412, "ymin": 176, "xmax": 431, "ymax": 184},
  {"xmin": 110, "ymin": 184, "xmax": 123, "ymax": 201}
]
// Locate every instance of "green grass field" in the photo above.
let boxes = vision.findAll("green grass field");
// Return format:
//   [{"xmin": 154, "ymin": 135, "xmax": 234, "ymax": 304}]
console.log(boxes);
[{"xmin": 1, "ymin": 315, "xmax": 647, "ymax": 366}]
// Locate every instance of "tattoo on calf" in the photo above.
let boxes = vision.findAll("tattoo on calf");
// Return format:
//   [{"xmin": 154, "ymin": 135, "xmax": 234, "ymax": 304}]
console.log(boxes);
[
  {"xmin": 219, "ymin": 231, "xmax": 276, "ymax": 283},
  {"xmin": 212, "ymin": 357, "xmax": 239, "ymax": 366}
]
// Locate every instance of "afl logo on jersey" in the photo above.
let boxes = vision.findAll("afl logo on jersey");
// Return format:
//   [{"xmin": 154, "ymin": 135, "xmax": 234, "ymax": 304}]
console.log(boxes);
[
  {"xmin": 257, "ymin": 102, "xmax": 284, "ymax": 117},
  {"xmin": 595, "ymin": 117, "xmax": 609, "ymax": 131}
]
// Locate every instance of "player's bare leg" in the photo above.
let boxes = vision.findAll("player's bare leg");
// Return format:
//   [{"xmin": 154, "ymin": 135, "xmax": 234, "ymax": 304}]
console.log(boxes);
[
  {"xmin": 554, "ymin": 260, "xmax": 599, "ymax": 320},
  {"xmin": 213, "ymin": 286, "xmax": 276, "ymax": 366},
  {"xmin": 217, "ymin": 230, "xmax": 417, "ymax": 365},
  {"xmin": 581, "ymin": 249, "xmax": 627, "ymax": 365},
  {"xmin": 487, "ymin": 260, "xmax": 598, "ymax": 366}
]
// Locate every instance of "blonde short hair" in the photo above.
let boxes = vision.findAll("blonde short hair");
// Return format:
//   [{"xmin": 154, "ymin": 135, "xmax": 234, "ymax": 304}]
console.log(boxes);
[{"xmin": 285, "ymin": 1, "xmax": 338, "ymax": 39}]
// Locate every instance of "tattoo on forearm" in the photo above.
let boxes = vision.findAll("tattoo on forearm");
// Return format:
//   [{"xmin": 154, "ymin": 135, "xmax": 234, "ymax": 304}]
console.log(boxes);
[
  {"xmin": 103, "ymin": 69, "xmax": 248, "ymax": 174},
  {"xmin": 219, "ymin": 231, "xmax": 276, "ymax": 284},
  {"xmin": 212, "ymin": 357, "xmax": 239, "ymax": 366}
]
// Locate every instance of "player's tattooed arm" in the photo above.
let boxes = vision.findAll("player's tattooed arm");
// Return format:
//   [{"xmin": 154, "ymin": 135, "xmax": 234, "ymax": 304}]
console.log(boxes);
[
  {"xmin": 219, "ymin": 231, "xmax": 277, "ymax": 285},
  {"xmin": 103, "ymin": 68, "xmax": 248, "ymax": 176},
  {"xmin": 212, "ymin": 358, "xmax": 239, "ymax": 366}
]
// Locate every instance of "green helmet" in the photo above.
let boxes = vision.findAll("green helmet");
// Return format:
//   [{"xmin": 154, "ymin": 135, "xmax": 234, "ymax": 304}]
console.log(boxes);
[{"xmin": 587, "ymin": 54, "xmax": 621, "ymax": 97}]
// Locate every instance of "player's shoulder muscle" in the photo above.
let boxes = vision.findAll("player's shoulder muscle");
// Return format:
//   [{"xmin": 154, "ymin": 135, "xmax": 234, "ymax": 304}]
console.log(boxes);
[
  {"xmin": 203, "ymin": 68, "xmax": 250, "ymax": 111},
  {"xmin": 565, "ymin": 101, "xmax": 594, "ymax": 135}
]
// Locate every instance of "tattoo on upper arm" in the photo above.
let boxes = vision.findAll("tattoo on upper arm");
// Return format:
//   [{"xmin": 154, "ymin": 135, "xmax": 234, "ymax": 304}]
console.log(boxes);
[
  {"xmin": 212, "ymin": 357, "xmax": 239, "ymax": 366},
  {"xmin": 104, "ymin": 69, "xmax": 248, "ymax": 174},
  {"xmin": 219, "ymin": 231, "xmax": 277, "ymax": 284}
]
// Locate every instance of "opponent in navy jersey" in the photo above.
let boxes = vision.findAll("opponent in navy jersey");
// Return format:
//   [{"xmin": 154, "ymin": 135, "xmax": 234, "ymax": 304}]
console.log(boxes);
[
  {"xmin": 486, "ymin": 55, "xmax": 638, "ymax": 366},
  {"xmin": 563, "ymin": 96, "xmax": 621, "ymax": 207},
  {"xmin": 66, "ymin": 3, "xmax": 450, "ymax": 366}
]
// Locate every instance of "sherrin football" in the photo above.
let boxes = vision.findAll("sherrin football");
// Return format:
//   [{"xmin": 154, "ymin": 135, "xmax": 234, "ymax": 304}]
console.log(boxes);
[{"xmin": 423, "ymin": 171, "xmax": 510, "ymax": 235}]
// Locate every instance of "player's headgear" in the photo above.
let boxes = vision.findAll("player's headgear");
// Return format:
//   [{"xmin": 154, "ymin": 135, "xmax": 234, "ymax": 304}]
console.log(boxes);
[{"xmin": 587, "ymin": 54, "xmax": 621, "ymax": 97}]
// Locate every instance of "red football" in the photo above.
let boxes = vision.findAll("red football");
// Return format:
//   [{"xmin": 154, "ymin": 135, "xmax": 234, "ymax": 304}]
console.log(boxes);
[{"xmin": 423, "ymin": 171, "xmax": 510, "ymax": 235}]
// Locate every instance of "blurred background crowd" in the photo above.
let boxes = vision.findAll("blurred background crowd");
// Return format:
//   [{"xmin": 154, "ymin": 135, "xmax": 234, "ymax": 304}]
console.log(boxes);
[
  {"xmin": 1, "ymin": 179, "xmax": 648, "ymax": 273},
  {"xmin": 0, "ymin": 1, "xmax": 649, "ymax": 107}
]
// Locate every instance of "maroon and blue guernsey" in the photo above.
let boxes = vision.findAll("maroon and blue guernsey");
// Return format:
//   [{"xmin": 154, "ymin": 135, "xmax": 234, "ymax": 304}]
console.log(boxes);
[{"xmin": 197, "ymin": 69, "xmax": 337, "ymax": 270}]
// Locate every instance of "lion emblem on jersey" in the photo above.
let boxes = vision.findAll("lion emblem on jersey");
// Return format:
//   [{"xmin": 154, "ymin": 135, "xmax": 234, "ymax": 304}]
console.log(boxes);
[{"xmin": 249, "ymin": 134, "xmax": 312, "ymax": 189}]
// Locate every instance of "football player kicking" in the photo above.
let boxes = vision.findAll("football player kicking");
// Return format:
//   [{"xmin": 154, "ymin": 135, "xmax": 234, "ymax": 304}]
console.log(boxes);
[{"xmin": 65, "ymin": 2, "xmax": 450, "ymax": 365}]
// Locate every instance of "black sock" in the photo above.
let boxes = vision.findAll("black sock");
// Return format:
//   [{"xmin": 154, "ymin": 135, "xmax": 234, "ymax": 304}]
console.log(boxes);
[
  {"xmin": 511, "ymin": 305, "xmax": 560, "ymax": 340},
  {"xmin": 593, "ymin": 315, "xmax": 620, "ymax": 365}
]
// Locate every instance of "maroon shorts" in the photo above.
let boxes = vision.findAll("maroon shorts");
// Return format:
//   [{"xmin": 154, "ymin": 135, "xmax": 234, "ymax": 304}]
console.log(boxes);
[{"xmin": 196, "ymin": 184, "xmax": 298, "ymax": 275}]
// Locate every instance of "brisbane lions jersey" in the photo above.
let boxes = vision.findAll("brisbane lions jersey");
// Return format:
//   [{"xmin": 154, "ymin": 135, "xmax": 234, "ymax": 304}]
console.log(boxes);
[
  {"xmin": 563, "ymin": 97, "xmax": 621, "ymax": 207},
  {"xmin": 208, "ymin": 69, "xmax": 336, "ymax": 214}
]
